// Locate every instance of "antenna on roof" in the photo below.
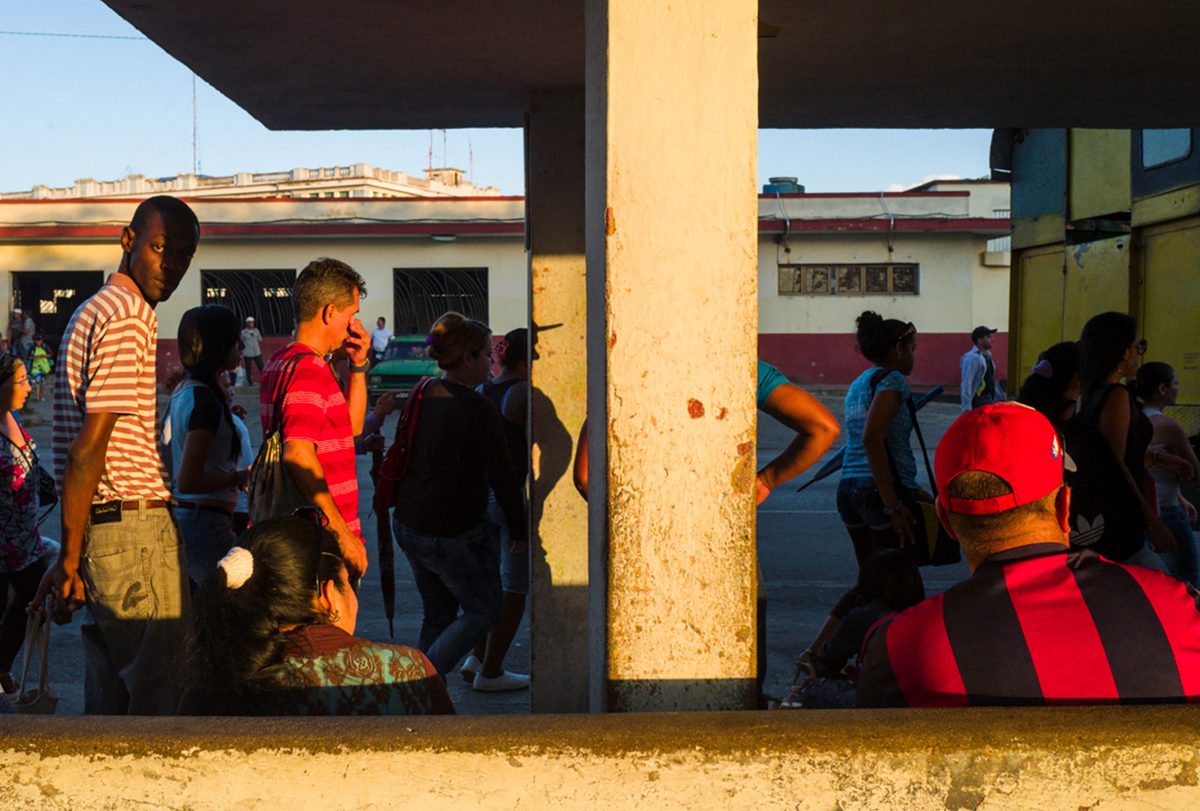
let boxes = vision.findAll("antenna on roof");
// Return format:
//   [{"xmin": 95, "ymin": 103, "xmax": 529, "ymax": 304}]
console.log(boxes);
[
  {"xmin": 468, "ymin": 135, "xmax": 474, "ymax": 184},
  {"xmin": 442, "ymin": 129, "xmax": 448, "ymax": 168},
  {"xmin": 191, "ymin": 74, "xmax": 198, "ymax": 175},
  {"xmin": 427, "ymin": 130, "xmax": 433, "ymax": 172}
]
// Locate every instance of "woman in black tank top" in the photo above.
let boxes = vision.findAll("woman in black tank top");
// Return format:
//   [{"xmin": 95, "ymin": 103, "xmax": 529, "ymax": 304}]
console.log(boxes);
[{"xmin": 1077, "ymin": 312, "xmax": 1175, "ymax": 562}]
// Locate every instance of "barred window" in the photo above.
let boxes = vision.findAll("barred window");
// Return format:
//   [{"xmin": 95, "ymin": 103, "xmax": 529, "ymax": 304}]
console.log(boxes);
[
  {"xmin": 201, "ymin": 269, "xmax": 298, "ymax": 336},
  {"xmin": 778, "ymin": 263, "xmax": 919, "ymax": 296}
]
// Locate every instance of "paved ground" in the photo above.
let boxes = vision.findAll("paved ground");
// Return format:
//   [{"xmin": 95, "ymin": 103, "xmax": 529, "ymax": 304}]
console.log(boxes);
[{"xmin": 12, "ymin": 379, "xmax": 972, "ymax": 714}]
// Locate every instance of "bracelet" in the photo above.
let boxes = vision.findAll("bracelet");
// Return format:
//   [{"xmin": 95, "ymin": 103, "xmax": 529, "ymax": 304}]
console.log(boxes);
[
  {"xmin": 883, "ymin": 501, "xmax": 904, "ymax": 516},
  {"xmin": 349, "ymin": 362, "xmax": 370, "ymax": 373}
]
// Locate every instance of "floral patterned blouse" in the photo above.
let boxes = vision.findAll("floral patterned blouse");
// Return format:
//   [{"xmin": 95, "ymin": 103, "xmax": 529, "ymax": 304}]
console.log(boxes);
[
  {"xmin": 178, "ymin": 625, "xmax": 455, "ymax": 716},
  {"xmin": 0, "ymin": 418, "xmax": 43, "ymax": 574}
]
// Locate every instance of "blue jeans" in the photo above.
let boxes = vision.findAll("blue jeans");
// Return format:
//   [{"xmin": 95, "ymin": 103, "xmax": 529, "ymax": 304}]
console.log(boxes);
[
  {"xmin": 486, "ymin": 496, "xmax": 529, "ymax": 595},
  {"xmin": 836, "ymin": 477, "xmax": 893, "ymax": 531},
  {"xmin": 394, "ymin": 519, "xmax": 503, "ymax": 676},
  {"xmin": 175, "ymin": 506, "xmax": 237, "ymax": 587},
  {"xmin": 1157, "ymin": 505, "xmax": 1199, "ymax": 586}
]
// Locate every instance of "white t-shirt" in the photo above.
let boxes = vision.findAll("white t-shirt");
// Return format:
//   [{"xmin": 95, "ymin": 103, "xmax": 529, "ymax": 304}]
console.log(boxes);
[{"xmin": 371, "ymin": 327, "xmax": 394, "ymax": 353}]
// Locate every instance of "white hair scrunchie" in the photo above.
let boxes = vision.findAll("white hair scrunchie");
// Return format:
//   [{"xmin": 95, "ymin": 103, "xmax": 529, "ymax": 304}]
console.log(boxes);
[{"xmin": 218, "ymin": 546, "xmax": 255, "ymax": 589}]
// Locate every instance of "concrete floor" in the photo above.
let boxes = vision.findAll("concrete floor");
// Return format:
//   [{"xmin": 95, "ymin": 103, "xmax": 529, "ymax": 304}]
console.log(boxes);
[{"xmin": 12, "ymin": 379, "xmax": 972, "ymax": 714}]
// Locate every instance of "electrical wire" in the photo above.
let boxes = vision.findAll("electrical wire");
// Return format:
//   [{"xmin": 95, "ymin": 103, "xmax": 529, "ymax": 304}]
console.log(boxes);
[{"xmin": 0, "ymin": 30, "xmax": 147, "ymax": 41}]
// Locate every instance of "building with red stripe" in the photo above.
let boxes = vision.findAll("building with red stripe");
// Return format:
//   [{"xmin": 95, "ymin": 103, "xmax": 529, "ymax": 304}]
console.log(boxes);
[{"xmin": 0, "ymin": 173, "xmax": 1009, "ymax": 388}]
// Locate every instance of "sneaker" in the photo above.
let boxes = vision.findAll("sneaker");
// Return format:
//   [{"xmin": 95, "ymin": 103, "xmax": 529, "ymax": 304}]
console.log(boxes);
[
  {"xmin": 472, "ymin": 670, "xmax": 531, "ymax": 692},
  {"xmin": 460, "ymin": 655, "xmax": 482, "ymax": 684}
]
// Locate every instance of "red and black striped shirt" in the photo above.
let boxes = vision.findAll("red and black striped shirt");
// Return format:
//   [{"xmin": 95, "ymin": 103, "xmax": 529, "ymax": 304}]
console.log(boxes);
[{"xmin": 857, "ymin": 544, "xmax": 1200, "ymax": 707}]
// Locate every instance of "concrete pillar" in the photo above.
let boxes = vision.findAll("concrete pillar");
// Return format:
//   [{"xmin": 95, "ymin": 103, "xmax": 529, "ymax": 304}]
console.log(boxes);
[
  {"xmin": 584, "ymin": 0, "xmax": 759, "ymax": 712},
  {"xmin": 526, "ymin": 90, "xmax": 590, "ymax": 713}
]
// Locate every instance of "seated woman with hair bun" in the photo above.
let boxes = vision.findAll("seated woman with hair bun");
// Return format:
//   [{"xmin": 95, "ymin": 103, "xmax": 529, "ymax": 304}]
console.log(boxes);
[{"xmin": 178, "ymin": 515, "xmax": 453, "ymax": 716}]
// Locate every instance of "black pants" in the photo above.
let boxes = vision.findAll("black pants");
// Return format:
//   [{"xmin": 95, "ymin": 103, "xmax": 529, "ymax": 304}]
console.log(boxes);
[
  {"xmin": 244, "ymin": 354, "xmax": 264, "ymax": 384},
  {"xmin": 0, "ymin": 557, "xmax": 48, "ymax": 673}
]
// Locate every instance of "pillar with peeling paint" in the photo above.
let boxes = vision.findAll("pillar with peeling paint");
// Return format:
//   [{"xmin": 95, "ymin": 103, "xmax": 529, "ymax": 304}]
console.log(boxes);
[
  {"xmin": 584, "ymin": 0, "xmax": 759, "ymax": 711},
  {"xmin": 526, "ymin": 89, "xmax": 590, "ymax": 713}
]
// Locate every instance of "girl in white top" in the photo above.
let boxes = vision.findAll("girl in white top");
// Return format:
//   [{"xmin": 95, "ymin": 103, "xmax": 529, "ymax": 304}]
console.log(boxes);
[{"xmin": 1137, "ymin": 362, "xmax": 1200, "ymax": 585}]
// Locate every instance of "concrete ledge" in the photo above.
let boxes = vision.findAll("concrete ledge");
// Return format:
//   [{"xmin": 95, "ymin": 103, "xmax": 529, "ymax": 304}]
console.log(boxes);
[{"xmin": 3, "ymin": 708, "xmax": 1200, "ymax": 809}]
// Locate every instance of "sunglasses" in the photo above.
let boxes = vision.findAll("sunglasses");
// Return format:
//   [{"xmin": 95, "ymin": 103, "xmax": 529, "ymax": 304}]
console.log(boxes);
[{"xmin": 290, "ymin": 507, "xmax": 359, "ymax": 591}]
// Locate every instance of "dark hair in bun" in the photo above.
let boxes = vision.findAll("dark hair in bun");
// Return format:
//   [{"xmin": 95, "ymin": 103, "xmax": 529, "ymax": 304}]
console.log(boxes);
[
  {"xmin": 427, "ymin": 312, "xmax": 491, "ymax": 370},
  {"xmin": 855, "ymin": 311, "xmax": 916, "ymax": 365}
]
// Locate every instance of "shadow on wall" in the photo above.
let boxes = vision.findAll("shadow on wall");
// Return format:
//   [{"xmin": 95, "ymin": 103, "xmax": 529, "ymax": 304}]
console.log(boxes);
[{"xmin": 528, "ymin": 383, "xmax": 590, "ymax": 711}]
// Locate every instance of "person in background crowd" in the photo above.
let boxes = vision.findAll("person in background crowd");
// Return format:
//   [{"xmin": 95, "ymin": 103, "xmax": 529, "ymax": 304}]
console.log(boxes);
[
  {"xmin": 461, "ymin": 327, "xmax": 532, "ymax": 692},
  {"xmin": 858, "ymin": 403, "xmax": 1200, "ymax": 707},
  {"xmin": 1138, "ymin": 362, "xmax": 1200, "ymax": 585},
  {"xmin": 370, "ymin": 316, "xmax": 394, "ymax": 365},
  {"xmin": 179, "ymin": 515, "xmax": 453, "ymax": 715},
  {"xmin": 837, "ymin": 311, "xmax": 925, "ymax": 560},
  {"xmin": 392, "ymin": 312, "xmax": 527, "ymax": 680},
  {"xmin": 960, "ymin": 325, "xmax": 1000, "ymax": 412},
  {"xmin": 239, "ymin": 317, "xmax": 264, "ymax": 386},
  {"xmin": 786, "ymin": 549, "xmax": 924, "ymax": 709},
  {"xmin": 166, "ymin": 305, "xmax": 250, "ymax": 588},
  {"xmin": 5, "ymin": 310, "xmax": 21, "ymax": 356},
  {"xmin": 28, "ymin": 335, "xmax": 52, "ymax": 402},
  {"xmin": 1017, "ymin": 341, "xmax": 1082, "ymax": 429},
  {"xmin": 0, "ymin": 354, "xmax": 46, "ymax": 695},
  {"xmin": 803, "ymin": 313, "xmax": 927, "ymax": 682},
  {"xmin": 9, "ymin": 309, "xmax": 35, "ymax": 361},
  {"xmin": 1076, "ymin": 312, "xmax": 1175, "ymax": 567},
  {"xmin": 260, "ymin": 258, "xmax": 370, "ymax": 578},
  {"xmin": 37, "ymin": 195, "xmax": 199, "ymax": 714},
  {"xmin": 229, "ymin": 403, "xmax": 254, "ymax": 537}
]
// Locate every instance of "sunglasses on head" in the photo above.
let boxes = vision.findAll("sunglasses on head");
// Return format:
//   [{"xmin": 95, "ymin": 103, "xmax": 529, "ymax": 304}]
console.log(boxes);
[{"xmin": 290, "ymin": 507, "xmax": 359, "ymax": 591}]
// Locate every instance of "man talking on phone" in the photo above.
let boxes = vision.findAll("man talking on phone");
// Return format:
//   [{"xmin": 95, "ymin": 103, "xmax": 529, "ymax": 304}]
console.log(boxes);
[{"xmin": 259, "ymin": 258, "xmax": 371, "ymax": 577}]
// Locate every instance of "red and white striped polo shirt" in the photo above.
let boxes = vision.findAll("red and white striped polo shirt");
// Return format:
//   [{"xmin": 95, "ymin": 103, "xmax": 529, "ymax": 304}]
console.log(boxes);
[
  {"xmin": 52, "ymin": 273, "xmax": 171, "ymax": 503},
  {"xmin": 260, "ymin": 343, "xmax": 361, "ymax": 539}
]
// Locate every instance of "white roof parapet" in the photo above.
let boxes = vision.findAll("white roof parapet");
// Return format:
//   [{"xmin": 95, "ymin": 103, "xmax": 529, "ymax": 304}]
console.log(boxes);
[{"xmin": 0, "ymin": 163, "xmax": 502, "ymax": 200}]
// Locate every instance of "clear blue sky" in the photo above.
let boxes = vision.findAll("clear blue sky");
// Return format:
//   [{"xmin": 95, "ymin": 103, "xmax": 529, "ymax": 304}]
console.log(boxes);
[{"xmin": 0, "ymin": 1, "xmax": 993, "ymax": 196}]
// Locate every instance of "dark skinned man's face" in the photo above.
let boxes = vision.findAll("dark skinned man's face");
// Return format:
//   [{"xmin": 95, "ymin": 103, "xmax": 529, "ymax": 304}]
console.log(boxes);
[{"xmin": 120, "ymin": 210, "xmax": 198, "ymax": 304}]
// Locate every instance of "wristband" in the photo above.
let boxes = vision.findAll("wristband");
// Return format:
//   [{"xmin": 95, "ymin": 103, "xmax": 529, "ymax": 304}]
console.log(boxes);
[
  {"xmin": 883, "ymin": 501, "xmax": 904, "ymax": 516},
  {"xmin": 350, "ymin": 362, "xmax": 370, "ymax": 373}
]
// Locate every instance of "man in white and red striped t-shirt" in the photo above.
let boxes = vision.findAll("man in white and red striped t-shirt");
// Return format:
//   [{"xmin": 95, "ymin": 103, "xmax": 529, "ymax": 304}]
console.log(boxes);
[
  {"xmin": 40, "ymin": 196, "xmax": 199, "ymax": 715},
  {"xmin": 259, "ymin": 257, "xmax": 370, "ymax": 577}
]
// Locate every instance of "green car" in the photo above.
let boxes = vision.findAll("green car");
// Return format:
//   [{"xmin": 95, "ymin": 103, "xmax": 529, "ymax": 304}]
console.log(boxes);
[{"xmin": 368, "ymin": 335, "xmax": 441, "ymax": 401}]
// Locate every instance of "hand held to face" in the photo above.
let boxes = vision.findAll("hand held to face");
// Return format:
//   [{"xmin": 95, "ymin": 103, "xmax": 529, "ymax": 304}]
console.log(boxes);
[{"xmin": 343, "ymin": 318, "xmax": 369, "ymax": 365}]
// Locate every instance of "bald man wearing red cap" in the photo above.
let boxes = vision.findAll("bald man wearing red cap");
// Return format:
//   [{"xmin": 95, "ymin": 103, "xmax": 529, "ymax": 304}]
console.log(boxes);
[{"xmin": 857, "ymin": 402, "xmax": 1200, "ymax": 707}]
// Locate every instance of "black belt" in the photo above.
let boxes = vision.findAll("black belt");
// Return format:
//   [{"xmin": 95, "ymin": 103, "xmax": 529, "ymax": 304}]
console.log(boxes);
[{"xmin": 173, "ymin": 502, "xmax": 234, "ymax": 518}]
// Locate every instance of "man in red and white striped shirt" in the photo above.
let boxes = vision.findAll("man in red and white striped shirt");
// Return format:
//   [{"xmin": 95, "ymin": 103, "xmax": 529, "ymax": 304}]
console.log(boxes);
[{"xmin": 40, "ymin": 196, "xmax": 199, "ymax": 714}]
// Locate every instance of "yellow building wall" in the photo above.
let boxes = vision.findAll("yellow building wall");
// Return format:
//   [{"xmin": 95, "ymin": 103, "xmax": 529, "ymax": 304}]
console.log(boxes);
[{"xmin": 757, "ymin": 233, "xmax": 1007, "ymax": 334}]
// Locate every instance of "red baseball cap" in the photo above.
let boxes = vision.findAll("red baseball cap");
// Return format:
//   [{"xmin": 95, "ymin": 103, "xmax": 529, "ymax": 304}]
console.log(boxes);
[{"xmin": 935, "ymin": 402, "xmax": 1065, "ymax": 515}]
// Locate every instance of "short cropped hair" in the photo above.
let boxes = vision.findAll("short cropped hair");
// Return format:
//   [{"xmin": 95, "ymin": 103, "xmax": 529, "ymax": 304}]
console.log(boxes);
[
  {"xmin": 130, "ymin": 195, "xmax": 200, "ymax": 236},
  {"xmin": 945, "ymin": 471, "xmax": 1059, "ymax": 544},
  {"xmin": 293, "ymin": 258, "xmax": 367, "ymax": 323}
]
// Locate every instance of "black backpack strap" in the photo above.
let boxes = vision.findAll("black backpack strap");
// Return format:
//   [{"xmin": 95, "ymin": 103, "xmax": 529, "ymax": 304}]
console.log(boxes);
[{"xmin": 906, "ymin": 396, "xmax": 938, "ymax": 498}]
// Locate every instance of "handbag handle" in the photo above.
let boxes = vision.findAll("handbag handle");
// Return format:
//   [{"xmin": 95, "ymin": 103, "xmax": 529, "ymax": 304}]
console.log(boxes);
[
  {"xmin": 267, "ymin": 350, "xmax": 318, "ymax": 435},
  {"xmin": 19, "ymin": 605, "xmax": 51, "ymax": 697}
]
